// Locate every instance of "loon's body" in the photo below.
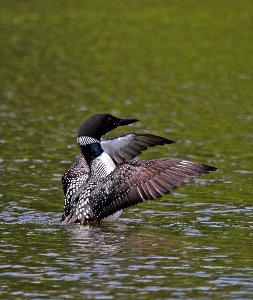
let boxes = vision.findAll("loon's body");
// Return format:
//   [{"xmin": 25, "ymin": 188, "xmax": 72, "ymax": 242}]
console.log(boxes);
[{"xmin": 61, "ymin": 114, "xmax": 217, "ymax": 224}]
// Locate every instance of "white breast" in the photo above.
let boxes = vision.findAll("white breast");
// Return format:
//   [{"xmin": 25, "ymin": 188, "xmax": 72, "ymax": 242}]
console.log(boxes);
[
  {"xmin": 90, "ymin": 152, "xmax": 116, "ymax": 181},
  {"xmin": 97, "ymin": 154, "xmax": 122, "ymax": 222},
  {"xmin": 99, "ymin": 152, "xmax": 116, "ymax": 173}
]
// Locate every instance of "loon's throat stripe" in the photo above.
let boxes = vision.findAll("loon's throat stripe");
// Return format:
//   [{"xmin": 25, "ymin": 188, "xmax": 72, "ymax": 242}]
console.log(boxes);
[{"xmin": 77, "ymin": 136, "xmax": 99, "ymax": 146}]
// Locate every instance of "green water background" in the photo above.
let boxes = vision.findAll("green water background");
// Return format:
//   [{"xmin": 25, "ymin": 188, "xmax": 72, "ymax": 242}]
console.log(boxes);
[{"xmin": 0, "ymin": 1, "xmax": 252, "ymax": 299}]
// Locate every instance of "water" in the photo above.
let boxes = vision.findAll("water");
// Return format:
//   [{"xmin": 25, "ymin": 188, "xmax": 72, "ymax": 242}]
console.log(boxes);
[{"xmin": 0, "ymin": 1, "xmax": 253, "ymax": 299}]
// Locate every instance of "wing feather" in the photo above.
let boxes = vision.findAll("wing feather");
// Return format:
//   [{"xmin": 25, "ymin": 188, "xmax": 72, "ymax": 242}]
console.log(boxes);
[
  {"xmin": 101, "ymin": 134, "xmax": 174, "ymax": 164},
  {"xmin": 88, "ymin": 159, "xmax": 216, "ymax": 222}
]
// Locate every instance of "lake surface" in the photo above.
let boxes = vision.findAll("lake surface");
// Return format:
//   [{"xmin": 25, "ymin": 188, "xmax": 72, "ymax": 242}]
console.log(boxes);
[{"xmin": 0, "ymin": 1, "xmax": 252, "ymax": 299}]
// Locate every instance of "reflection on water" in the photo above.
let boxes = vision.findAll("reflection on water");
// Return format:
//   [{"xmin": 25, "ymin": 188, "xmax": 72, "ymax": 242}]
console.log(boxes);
[
  {"xmin": 1, "ymin": 147, "xmax": 253, "ymax": 299},
  {"xmin": 1, "ymin": 212, "xmax": 252, "ymax": 299},
  {"xmin": 0, "ymin": 152, "xmax": 253, "ymax": 299}
]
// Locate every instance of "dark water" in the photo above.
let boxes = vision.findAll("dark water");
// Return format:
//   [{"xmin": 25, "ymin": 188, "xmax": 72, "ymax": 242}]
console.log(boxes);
[{"xmin": 0, "ymin": 1, "xmax": 253, "ymax": 299}]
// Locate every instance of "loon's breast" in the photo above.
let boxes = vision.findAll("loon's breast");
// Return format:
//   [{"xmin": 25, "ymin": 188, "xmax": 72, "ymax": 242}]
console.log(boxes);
[
  {"xmin": 90, "ymin": 152, "xmax": 116, "ymax": 180},
  {"xmin": 90, "ymin": 152, "xmax": 123, "ymax": 222}
]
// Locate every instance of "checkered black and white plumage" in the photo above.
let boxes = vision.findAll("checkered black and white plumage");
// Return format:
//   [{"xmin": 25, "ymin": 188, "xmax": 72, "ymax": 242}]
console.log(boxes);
[
  {"xmin": 63, "ymin": 158, "xmax": 216, "ymax": 224},
  {"xmin": 61, "ymin": 155, "xmax": 90, "ymax": 219}
]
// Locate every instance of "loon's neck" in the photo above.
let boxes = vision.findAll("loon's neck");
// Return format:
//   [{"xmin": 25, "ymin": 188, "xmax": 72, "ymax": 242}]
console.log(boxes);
[
  {"xmin": 80, "ymin": 143, "xmax": 103, "ymax": 165},
  {"xmin": 78, "ymin": 136, "xmax": 116, "ymax": 176},
  {"xmin": 78, "ymin": 136, "xmax": 102, "ymax": 165}
]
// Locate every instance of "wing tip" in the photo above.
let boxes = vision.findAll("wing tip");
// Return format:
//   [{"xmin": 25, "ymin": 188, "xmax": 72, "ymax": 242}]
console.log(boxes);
[
  {"xmin": 138, "ymin": 134, "xmax": 175, "ymax": 145},
  {"xmin": 163, "ymin": 138, "xmax": 175, "ymax": 144},
  {"xmin": 201, "ymin": 163, "xmax": 218, "ymax": 173}
]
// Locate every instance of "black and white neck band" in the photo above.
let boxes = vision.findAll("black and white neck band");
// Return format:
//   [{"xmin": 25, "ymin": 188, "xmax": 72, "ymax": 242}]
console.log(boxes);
[{"xmin": 77, "ymin": 136, "xmax": 99, "ymax": 146}]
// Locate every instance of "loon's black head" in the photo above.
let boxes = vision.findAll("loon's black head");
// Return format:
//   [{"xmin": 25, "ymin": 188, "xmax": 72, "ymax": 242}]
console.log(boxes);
[{"xmin": 78, "ymin": 113, "xmax": 139, "ymax": 140}]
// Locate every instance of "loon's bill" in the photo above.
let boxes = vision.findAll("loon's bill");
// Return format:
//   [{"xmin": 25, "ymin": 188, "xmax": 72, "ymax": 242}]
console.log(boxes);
[{"xmin": 61, "ymin": 113, "xmax": 217, "ymax": 224}]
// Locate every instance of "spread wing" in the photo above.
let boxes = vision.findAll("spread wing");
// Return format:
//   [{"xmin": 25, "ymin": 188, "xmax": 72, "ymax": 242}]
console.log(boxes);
[
  {"xmin": 88, "ymin": 159, "xmax": 217, "ymax": 222},
  {"xmin": 62, "ymin": 133, "xmax": 173, "ymax": 193},
  {"xmin": 101, "ymin": 134, "xmax": 174, "ymax": 164}
]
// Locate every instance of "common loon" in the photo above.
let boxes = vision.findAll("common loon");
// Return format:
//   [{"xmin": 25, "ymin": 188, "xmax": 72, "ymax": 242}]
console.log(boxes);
[{"xmin": 61, "ymin": 113, "xmax": 217, "ymax": 224}]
